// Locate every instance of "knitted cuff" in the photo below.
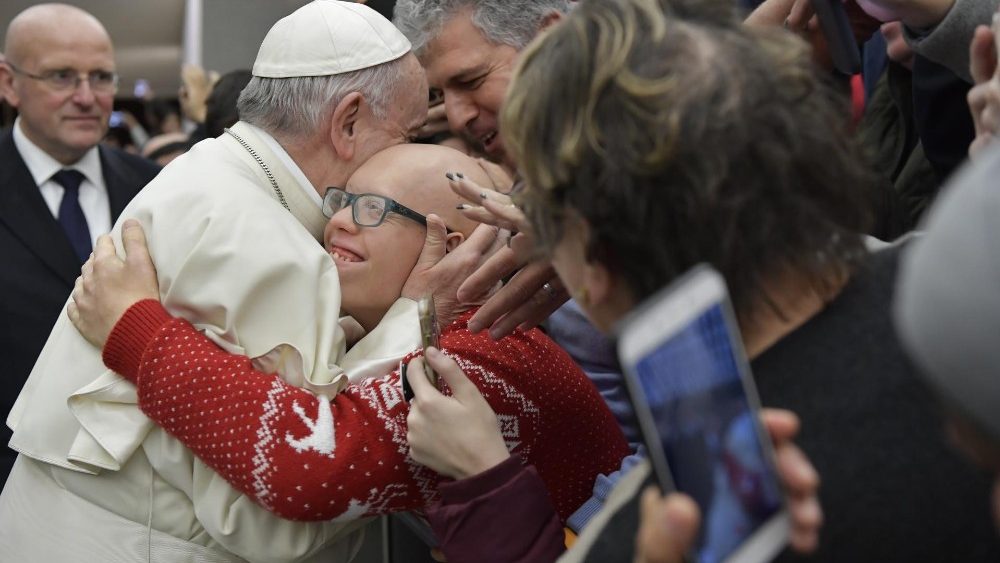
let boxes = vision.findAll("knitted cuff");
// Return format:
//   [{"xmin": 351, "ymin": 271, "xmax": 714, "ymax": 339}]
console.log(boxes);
[{"xmin": 102, "ymin": 299, "xmax": 174, "ymax": 383}]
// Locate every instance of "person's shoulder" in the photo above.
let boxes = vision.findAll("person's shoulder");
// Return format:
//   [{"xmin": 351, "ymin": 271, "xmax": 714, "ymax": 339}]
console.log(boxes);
[{"xmin": 99, "ymin": 144, "xmax": 161, "ymax": 181}]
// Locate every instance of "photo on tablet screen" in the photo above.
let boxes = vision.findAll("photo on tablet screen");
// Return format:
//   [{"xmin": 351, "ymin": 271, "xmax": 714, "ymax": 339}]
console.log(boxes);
[{"xmin": 619, "ymin": 267, "xmax": 788, "ymax": 563}]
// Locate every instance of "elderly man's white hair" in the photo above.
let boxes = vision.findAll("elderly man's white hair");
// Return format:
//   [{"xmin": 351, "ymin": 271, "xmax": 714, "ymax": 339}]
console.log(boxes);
[
  {"xmin": 393, "ymin": 0, "xmax": 570, "ymax": 56},
  {"xmin": 236, "ymin": 56, "xmax": 406, "ymax": 142}
]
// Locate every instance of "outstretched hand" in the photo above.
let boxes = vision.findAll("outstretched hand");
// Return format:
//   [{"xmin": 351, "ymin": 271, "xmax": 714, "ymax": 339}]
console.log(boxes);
[
  {"xmin": 448, "ymin": 174, "xmax": 569, "ymax": 339},
  {"xmin": 68, "ymin": 219, "xmax": 160, "ymax": 348},
  {"xmin": 405, "ymin": 347, "xmax": 511, "ymax": 479}
]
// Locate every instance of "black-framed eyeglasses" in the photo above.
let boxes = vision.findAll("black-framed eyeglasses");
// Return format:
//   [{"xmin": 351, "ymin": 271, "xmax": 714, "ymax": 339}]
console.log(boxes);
[
  {"xmin": 323, "ymin": 187, "xmax": 430, "ymax": 228},
  {"xmin": 6, "ymin": 62, "xmax": 119, "ymax": 94}
]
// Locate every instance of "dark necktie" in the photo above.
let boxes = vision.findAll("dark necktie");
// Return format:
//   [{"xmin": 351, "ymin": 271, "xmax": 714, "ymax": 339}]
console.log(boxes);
[{"xmin": 51, "ymin": 169, "xmax": 92, "ymax": 263}]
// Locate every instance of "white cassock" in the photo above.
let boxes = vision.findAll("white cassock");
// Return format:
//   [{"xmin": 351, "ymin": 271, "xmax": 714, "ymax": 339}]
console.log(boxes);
[{"xmin": 0, "ymin": 122, "xmax": 419, "ymax": 563}]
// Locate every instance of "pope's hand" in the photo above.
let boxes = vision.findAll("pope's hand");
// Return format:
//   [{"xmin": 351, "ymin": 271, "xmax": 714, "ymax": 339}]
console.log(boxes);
[{"xmin": 68, "ymin": 219, "xmax": 161, "ymax": 348}]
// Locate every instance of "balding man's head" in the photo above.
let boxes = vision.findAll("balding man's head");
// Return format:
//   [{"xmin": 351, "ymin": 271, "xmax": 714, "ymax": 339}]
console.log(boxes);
[
  {"xmin": 1, "ymin": 3, "xmax": 115, "ymax": 164},
  {"xmin": 348, "ymin": 143, "xmax": 497, "ymax": 236},
  {"xmin": 323, "ymin": 143, "xmax": 501, "ymax": 331},
  {"xmin": 5, "ymin": 4, "xmax": 110, "ymax": 66}
]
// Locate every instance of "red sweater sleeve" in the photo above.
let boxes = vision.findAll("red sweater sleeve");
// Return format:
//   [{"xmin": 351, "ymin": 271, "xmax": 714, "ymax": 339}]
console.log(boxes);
[{"xmin": 103, "ymin": 300, "xmax": 629, "ymax": 524}]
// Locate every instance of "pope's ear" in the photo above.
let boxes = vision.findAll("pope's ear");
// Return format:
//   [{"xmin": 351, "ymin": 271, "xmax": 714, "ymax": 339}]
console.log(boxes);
[{"xmin": 329, "ymin": 92, "xmax": 364, "ymax": 160}]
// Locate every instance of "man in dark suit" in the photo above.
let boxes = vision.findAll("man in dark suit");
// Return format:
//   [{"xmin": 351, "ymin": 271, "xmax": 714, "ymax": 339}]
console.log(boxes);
[{"xmin": 0, "ymin": 4, "xmax": 159, "ymax": 486}]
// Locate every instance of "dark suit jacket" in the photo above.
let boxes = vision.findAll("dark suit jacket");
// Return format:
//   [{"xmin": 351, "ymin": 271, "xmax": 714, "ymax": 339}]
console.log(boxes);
[{"xmin": 0, "ymin": 129, "xmax": 160, "ymax": 486}]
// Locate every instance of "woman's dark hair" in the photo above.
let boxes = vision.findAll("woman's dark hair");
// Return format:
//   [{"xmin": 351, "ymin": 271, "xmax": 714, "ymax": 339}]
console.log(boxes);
[{"xmin": 501, "ymin": 0, "xmax": 876, "ymax": 325}]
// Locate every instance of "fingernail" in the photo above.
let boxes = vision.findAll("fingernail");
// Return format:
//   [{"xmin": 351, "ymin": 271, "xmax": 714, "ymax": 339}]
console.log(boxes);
[
  {"xmin": 445, "ymin": 172, "xmax": 455, "ymax": 181},
  {"xmin": 467, "ymin": 320, "xmax": 483, "ymax": 333},
  {"xmin": 425, "ymin": 347, "xmax": 441, "ymax": 360},
  {"xmin": 479, "ymin": 192, "xmax": 488, "ymax": 199},
  {"xmin": 456, "ymin": 204, "xmax": 468, "ymax": 210},
  {"xmin": 456, "ymin": 172, "xmax": 465, "ymax": 179}
]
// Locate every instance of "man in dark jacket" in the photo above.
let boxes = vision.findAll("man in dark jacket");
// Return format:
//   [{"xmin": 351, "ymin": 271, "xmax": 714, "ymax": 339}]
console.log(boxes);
[{"xmin": 0, "ymin": 3, "xmax": 159, "ymax": 486}]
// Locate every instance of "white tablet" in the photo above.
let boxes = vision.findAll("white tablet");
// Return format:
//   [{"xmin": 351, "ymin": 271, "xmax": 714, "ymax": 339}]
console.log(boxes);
[{"xmin": 617, "ymin": 266, "xmax": 789, "ymax": 563}]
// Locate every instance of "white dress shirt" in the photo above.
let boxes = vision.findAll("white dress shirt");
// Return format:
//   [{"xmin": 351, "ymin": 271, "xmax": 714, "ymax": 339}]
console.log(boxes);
[{"xmin": 12, "ymin": 117, "xmax": 112, "ymax": 246}]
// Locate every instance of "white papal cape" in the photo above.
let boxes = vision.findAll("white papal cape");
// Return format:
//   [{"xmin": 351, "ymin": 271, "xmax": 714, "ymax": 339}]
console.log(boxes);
[{"xmin": 0, "ymin": 122, "xmax": 419, "ymax": 562}]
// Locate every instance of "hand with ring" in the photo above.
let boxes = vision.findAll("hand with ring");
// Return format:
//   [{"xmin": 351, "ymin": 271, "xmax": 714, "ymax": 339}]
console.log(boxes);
[{"xmin": 446, "ymin": 173, "xmax": 569, "ymax": 339}]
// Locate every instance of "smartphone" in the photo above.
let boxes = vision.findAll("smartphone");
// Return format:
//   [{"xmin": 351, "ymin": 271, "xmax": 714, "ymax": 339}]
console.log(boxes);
[
  {"xmin": 617, "ymin": 266, "xmax": 788, "ymax": 563},
  {"xmin": 811, "ymin": 0, "xmax": 862, "ymax": 75},
  {"xmin": 401, "ymin": 296, "xmax": 441, "ymax": 402},
  {"xmin": 417, "ymin": 295, "xmax": 441, "ymax": 387},
  {"xmin": 108, "ymin": 111, "xmax": 124, "ymax": 128}
]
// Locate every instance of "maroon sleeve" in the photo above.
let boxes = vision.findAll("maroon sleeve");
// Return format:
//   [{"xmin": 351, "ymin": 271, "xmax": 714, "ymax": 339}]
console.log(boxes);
[{"xmin": 427, "ymin": 454, "xmax": 567, "ymax": 563}]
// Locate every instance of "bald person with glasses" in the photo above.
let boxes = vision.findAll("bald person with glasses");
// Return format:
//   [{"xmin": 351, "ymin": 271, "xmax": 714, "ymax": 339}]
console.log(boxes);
[{"xmin": 0, "ymin": 3, "xmax": 159, "ymax": 486}]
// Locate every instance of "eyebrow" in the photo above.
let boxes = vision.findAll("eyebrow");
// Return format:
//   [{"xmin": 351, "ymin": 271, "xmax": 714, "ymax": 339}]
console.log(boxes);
[{"xmin": 447, "ymin": 64, "xmax": 489, "ymax": 85}]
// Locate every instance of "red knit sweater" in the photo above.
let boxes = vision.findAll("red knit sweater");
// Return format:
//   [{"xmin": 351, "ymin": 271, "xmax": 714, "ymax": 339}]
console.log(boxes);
[{"xmin": 103, "ymin": 300, "xmax": 629, "ymax": 523}]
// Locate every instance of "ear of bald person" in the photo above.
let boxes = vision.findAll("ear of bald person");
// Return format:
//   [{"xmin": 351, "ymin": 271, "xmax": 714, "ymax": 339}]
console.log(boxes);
[{"xmin": 400, "ymin": 215, "xmax": 504, "ymax": 328}]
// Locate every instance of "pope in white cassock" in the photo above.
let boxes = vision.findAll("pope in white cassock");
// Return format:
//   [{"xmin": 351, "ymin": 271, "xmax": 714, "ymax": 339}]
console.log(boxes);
[{"xmin": 0, "ymin": 2, "xmax": 435, "ymax": 561}]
